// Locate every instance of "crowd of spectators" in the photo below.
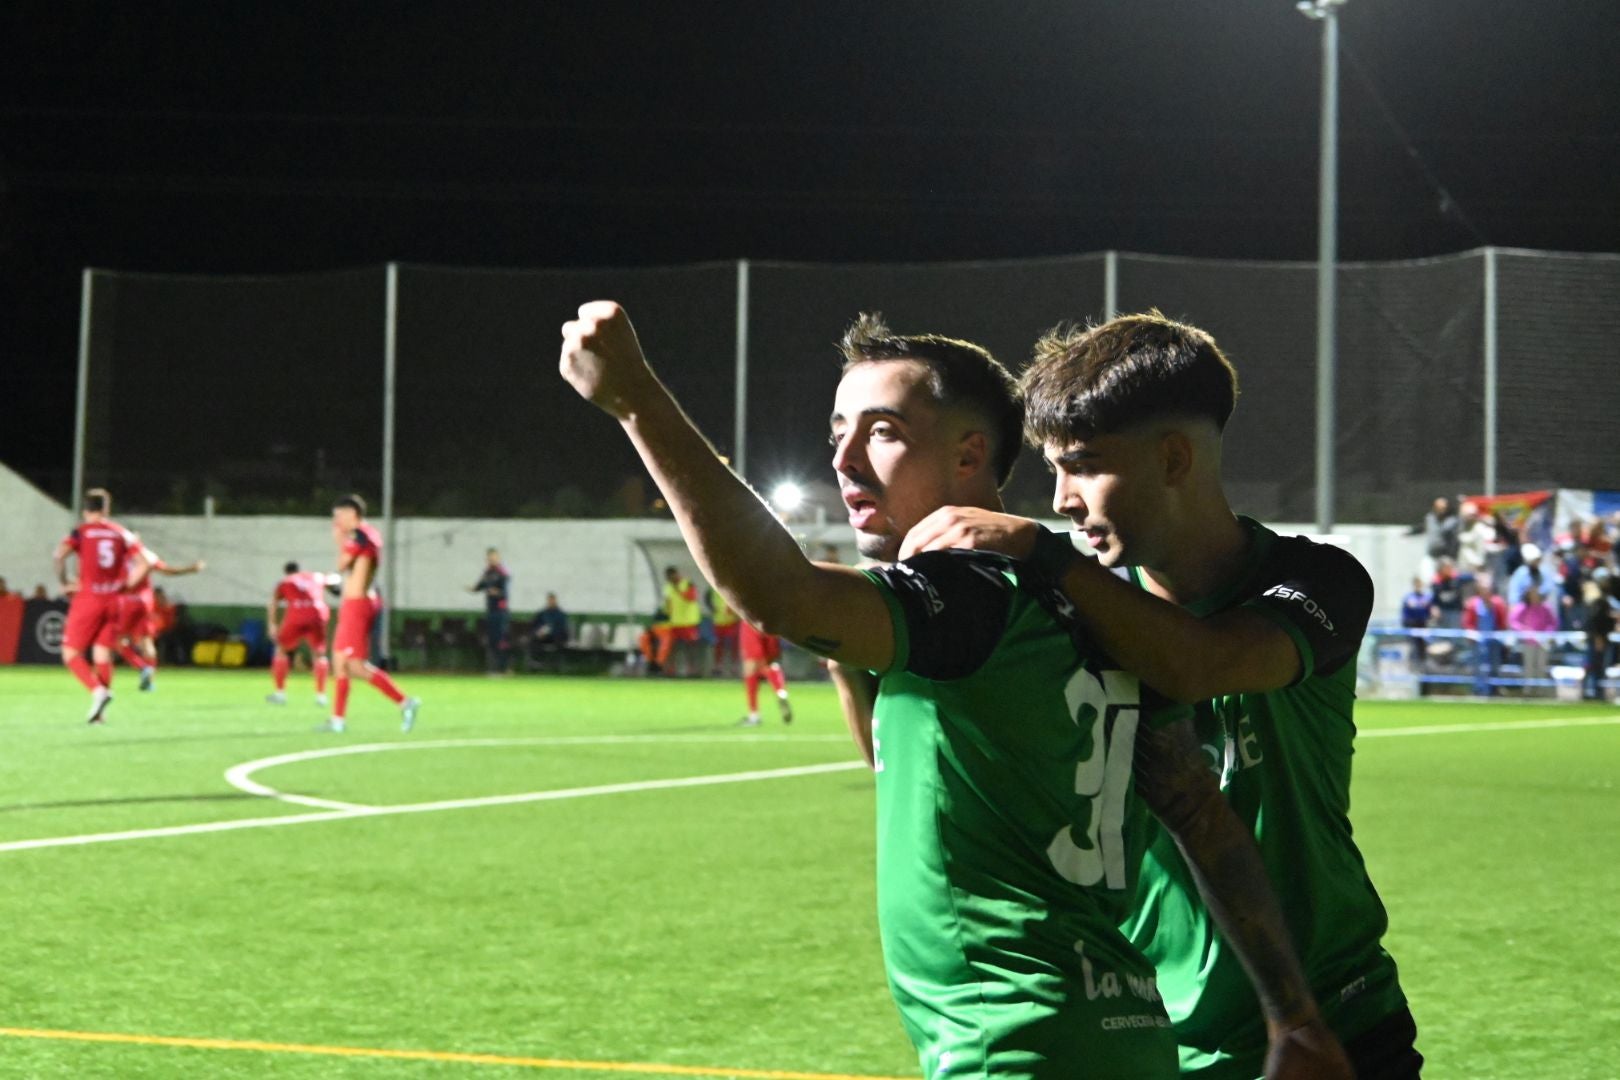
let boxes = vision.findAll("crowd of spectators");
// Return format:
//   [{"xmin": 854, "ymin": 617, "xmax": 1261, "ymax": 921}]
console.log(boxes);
[{"xmin": 1411, "ymin": 497, "xmax": 1620, "ymax": 698}]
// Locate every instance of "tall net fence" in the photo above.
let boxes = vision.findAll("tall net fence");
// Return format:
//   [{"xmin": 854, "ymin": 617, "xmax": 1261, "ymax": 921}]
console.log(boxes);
[{"xmin": 72, "ymin": 248, "xmax": 1620, "ymax": 525}]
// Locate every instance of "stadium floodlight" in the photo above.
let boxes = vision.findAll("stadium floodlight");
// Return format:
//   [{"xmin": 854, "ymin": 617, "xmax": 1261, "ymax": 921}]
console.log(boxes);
[{"xmin": 770, "ymin": 482, "xmax": 805, "ymax": 513}]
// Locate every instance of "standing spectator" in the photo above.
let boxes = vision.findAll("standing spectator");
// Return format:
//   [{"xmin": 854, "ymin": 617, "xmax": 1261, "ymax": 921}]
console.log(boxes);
[
  {"xmin": 1457, "ymin": 502, "xmax": 1494, "ymax": 575},
  {"xmin": 1582, "ymin": 571, "xmax": 1618, "ymax": 701},
  {"xmin": 1462, "ymin": 576, "xmax": 1509, "ymax": 696},
  {"xmin": 1506, "ymin": 543, "xmax": 1548, "ymax": 607},
  {"xmin": 660, "ymin": 566, "xmax": 701, "ymax": 676},
  {"xmin": 1557, "ymin": 540, "xmax": 1586, "ymax": 630},
  {"xmin": 470, "ymin": 548, "xmax": 512, "ymax": 675},
  {"xmin": 1487, "ymin": 510, "xmax": 1519, "ymax": 582},
  {"xmin": 1509, "ymin": 584, "xmax": 1558, "ymax": 693},
  {"xmin": 530, "ymin": 592, "xmax": 570, "ymax": 671},
  {"xmin": 1431, "ymin": 557, "xmax": 1465, "ymax": 630},
  {"xmin": 1419, "ymin": 496, "xmax": 1460, "ymax": 580},
  {"xmin": 1400, "ymin": 576, "xmax": 1434, "ymax": 665}
]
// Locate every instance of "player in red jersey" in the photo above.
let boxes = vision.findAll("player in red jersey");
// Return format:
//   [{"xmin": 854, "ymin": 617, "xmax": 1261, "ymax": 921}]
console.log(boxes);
[
  {"xmin": 325, "ymin": 494, "xmax": 420, "ymax": 733},
  {"xmin": 52, "ymin": 488, "xmax": 148, "ymax": 723},
  {"xmin": 266, "ymin": 560, "xmax": 336, "ymax": 707},
  {"xmin": 114, "ymin": 534, "xmax": 205, "ymax": 692},
  {"xmin": 736, "ymin": 620, "xmax": 792, "ymax": 727}
]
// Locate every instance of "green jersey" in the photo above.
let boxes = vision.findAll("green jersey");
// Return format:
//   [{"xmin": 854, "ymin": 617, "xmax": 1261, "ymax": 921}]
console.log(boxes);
[
  {"xmin": 1120, "ymin": 518, "xmax": 1408, "ymax": 1079},
  {"xmin": 862, "ymin": 550, "xmax": 1188, "ymax": 1080}
]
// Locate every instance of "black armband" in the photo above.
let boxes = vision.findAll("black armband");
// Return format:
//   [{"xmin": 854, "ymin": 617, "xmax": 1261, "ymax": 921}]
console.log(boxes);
[{"xmin": 1028, "ymin": 527, "xmax": 1080, "ymax": 582}]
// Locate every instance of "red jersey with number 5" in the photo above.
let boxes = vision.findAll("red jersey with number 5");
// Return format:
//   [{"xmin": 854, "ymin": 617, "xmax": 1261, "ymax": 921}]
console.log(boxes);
[{"xmin": 63, "ymin": 520, "xmax": 138, "ymax": 595}]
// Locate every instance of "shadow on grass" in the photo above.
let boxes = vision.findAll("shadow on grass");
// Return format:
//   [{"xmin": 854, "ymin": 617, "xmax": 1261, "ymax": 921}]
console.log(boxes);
[{"xmin": 0, "ymin": 793, "xmax": 260, "ymax": 814}]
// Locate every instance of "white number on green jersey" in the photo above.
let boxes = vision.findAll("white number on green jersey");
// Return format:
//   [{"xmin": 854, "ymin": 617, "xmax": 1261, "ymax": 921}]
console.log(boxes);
[{"xmin": 1046, "ymin": 668, "xmax": 1141, "ymax": 891}]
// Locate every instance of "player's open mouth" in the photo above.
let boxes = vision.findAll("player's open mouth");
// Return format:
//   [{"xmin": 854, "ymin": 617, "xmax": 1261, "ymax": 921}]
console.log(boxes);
[{"xmin": 842, "ymin": 489, "xmax": 880, "ymax": 529}]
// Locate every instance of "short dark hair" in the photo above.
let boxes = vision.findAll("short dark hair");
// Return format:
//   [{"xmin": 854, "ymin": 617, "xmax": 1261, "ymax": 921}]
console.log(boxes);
[
  {"xmin": 839, "ymin": 313, "xmax": 1024, "ymax": 487},
  {"xmin": 1022, "ymin": 311, "xmax": 1239, "ymax": 447},
  {"xmin": 284, "ymin": 561, "xmax": 299, "ymax": 574},
  {"xmin": 83, "ymin": 488, "xmax": 111, "ymax": 514},
  {"xmin": 333, "ymin": 494, "xmax": 367, "ymax": 516}
]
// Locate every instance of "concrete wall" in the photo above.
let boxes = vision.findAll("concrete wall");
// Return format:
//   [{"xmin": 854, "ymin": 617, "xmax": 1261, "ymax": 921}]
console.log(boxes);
[{"xmin": 2, "ymin": 466, "xmax": 1423, "ymax": 621}]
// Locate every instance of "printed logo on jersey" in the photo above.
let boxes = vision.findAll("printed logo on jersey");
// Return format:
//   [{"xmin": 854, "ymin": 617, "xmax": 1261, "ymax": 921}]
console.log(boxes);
[
  {"xmin": 35, "ymin": 610, "xmax": 65, "ymax": 656},
  {"xmin": 891, "ymin": 563, "xmax": 945, "ymax": 615},
  {"xmin": 1262, "ymin": 584, "xmax": 1335, "ymax": 632}
]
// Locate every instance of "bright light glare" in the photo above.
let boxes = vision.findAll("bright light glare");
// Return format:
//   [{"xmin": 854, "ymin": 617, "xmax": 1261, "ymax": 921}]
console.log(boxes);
[{"xmin": 770, "ymin": 482, "xmax": 804, "ymax": 512}]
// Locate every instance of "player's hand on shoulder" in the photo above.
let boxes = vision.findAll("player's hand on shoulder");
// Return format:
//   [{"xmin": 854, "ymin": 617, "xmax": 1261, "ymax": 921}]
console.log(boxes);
[
  {"xmin": 900, "ymin": 506, "xmax": 1040, "ymax": 561},
  {"xmin": 559, "ymin": 301, "xmax": 658, "ymax": 420},
  {"xmin": 1262, "ymin": 1017, "xmax": 1353, "ymax": 1080}
]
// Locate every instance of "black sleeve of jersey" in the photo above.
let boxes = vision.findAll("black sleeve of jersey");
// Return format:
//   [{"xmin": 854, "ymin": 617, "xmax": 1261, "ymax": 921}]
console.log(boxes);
[
  {"xmin": 865, "ymin": 550, "xmax": 1015, "ymax": 680},
  {"xmin": 351, "ymin": 529, "xmax": 373, "ymax": 551},
  {"xmin": 1242, "ymin": 539, "xmax": 1372, "ymax": 679}
]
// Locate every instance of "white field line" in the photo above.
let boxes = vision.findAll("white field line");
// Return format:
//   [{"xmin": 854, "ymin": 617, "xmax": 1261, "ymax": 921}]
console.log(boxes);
[
  {"xmin": 1359, "ymin": 713, "xmax": 1620, "ymax": 738},
  {"xmin": 0, "ymin": 759, "xmax": 866, "ymax": 855}
]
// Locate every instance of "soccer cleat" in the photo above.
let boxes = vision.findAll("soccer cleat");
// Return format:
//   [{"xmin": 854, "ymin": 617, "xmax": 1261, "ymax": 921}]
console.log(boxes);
[
  {"xmin": 400, "ymin": 696, "xmax": 422, "ymax": 733},
  {"xmin": 778, "ymin": 696, "xmax": 793, "ymax": 725},
  {"xmin": 316, "ymin": 717, "xmax": 346, "ymax": 733},
  {"xmin": 315, "ymin": 692, "xmax": 328, "ymax": 708},
  {"xmin": 138, "ymin": 667, "xmax": 155, "ymax": 692},
  {"xmin": 87, "ymin": 688, "xmax": 113, "ymax": 725},
  {"xmin": 266, "ymin": 691, "xmax": 287, "ymax": 705},
  {"xmin": 737, "ymin": 714, "xmax": 761, "ymax": 727}
]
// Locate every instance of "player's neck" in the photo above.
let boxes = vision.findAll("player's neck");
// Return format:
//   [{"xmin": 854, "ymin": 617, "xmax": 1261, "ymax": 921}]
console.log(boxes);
[{"xmin": 1138, "ymin": 494, "xmax": 1248, "ymax": 606}]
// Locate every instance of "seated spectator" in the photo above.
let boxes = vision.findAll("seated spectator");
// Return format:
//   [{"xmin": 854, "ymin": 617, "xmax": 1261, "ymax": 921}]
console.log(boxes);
[
  {"xmin": 1431, "ymin": 558, "xmax": 1465, "ymax": 630},
  {"xmin": 1557, "ymin": 541, "xmax": 1586, "ymax": 630},
  {"xmin": 530, "ymin": 592, "xmax": 571, "ymax": 670},
  {"xmin": 1509, "ymin": 584, "xmax": 1558, "ymax": 691},
  {"xmin": 1400, "ymin": 576, "xmax": 1434, "ymax": 664},
  {"xmin": 638, "ymin": 607, "xmax": 673, "ymax": 675}
]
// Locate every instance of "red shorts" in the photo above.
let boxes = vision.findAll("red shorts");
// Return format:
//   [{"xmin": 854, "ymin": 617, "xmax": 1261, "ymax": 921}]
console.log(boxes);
[
  {"xmin": 118, "ymin": 593, "xmax": 154, "ymax": 640},
  {"xmin": 739, "ymin": 622, "xmax": 780, "ymax": 663},
  {"xmin": 65, "ymin": 592, "xmax": 122, "ymax": 653},
  {"xmin": 333, "ymin": 596, "xmax": 379, "ymax": 662},
  {"xmin": 669, "ymin": 625, "xmax": 700, "ymax": 644},
  {"xmin": 277, "ymin": 613, "xmax": 329, "ymax": 654},
  {"xmin": 712, "ymin": 622, "xmax": 740, "ymax": 643}
]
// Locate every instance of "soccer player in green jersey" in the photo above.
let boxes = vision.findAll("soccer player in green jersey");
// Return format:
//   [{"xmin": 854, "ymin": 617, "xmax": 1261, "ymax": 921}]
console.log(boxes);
[
  {"xmin": 559, "ymin": 302, "xmax": 1349, "ymax": 1080},
  {"xmin": 902, "ymin": 312, "xmax": 1420, "ymax": 1079}
]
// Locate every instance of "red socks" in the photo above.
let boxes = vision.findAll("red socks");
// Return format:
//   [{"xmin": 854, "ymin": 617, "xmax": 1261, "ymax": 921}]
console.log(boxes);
[
  {"xmin": 271, "ymin": 654, "xmax": 290, "ymax": 691},
  {"xmin": 367, "ymin": 668, "xmax": 405, "ymax": 704},
  {"xmin": 745, "ymin": 672, "xmax": 761, "ymax": 711},
  {"xmin": 314, "ymin": 657, "xmax": 329, "ymax": 695},
  {"xmin": 117, "ymin": 644, "xmax": 145, "ymax": 671},
  {"xmin": 66, "ymin": 655, "xmax": 100, "ymax": 691},
  {"xmin": 334, "ymin": 677, "xmax": 351, "ymax": 719},
  {"xmin": 94, "ymin": 660, "xmax": 113, "ymax": 688},
  {"xmin": 765, "ymin": 666, "xmax": 786, "ymax": 694}
]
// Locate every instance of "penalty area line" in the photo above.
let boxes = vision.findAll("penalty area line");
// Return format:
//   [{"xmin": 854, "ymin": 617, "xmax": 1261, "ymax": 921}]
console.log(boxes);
[{"xmin": 0, "ymin": 1026, "xmax": 912, "ymax": 1080}]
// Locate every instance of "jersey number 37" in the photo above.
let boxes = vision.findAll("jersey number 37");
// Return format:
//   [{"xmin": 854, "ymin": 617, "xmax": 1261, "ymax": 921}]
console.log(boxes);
[{"xmin": 1046, "ymin": 668, "xmax": 1142, "ymax": 892}]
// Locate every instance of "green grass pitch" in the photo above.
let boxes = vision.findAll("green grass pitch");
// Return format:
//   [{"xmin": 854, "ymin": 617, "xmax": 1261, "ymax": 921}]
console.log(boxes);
[{"xmin": 0, "ymin": 667, "xmax": 1615, "ymax": 1078}]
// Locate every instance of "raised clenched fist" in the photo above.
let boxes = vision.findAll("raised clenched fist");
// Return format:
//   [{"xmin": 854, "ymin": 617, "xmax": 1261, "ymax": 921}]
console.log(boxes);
[{"xmin": 559, "ymin": 301, "xmax": 658, "ymax": 420}]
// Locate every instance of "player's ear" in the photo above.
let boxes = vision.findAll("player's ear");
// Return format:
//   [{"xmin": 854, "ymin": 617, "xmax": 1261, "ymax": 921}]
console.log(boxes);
[
  {"xmin": 1159, "ymin": 429, "xmax": 1194, "ymax": 487},
  {"xmin": 956, "ymin": 430, "xmax": 989, "ymax": 479}
]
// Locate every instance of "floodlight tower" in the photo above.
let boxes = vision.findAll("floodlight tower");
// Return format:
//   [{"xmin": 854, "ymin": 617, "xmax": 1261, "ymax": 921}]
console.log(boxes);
[{"xmin": 1298, "ymin": 0, "xmax": 1346, "ymax": 534}]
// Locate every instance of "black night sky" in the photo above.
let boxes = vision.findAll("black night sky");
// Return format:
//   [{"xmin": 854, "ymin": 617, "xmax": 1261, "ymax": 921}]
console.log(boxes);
[{"xmin": 3, "ymin": 1, "xmax": 1617, "ymax": 500}]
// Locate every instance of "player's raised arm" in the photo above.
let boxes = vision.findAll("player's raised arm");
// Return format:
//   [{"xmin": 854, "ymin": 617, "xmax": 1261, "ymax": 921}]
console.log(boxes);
[
  {"xmin": 1131, "ymin": 717, "xmax": 1352, "ymax": 1079},
  {"xmin": 560, "ymin": 302, "xmax": 895, "ymax": 671}
]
